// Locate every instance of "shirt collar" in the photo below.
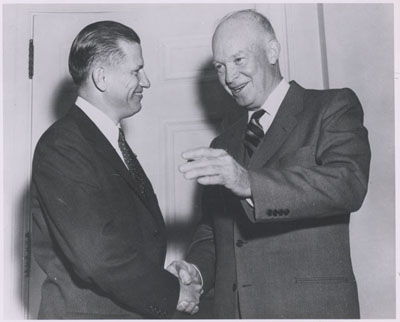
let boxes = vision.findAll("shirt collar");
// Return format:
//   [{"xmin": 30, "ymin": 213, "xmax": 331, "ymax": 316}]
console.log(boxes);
[
  {"xmin": 75, "ymin": 96, "xmax": 121, "ymax": 151},
  {"xmin": 248, "ymin": 79, "xmax": 290, "ymax": 121}
]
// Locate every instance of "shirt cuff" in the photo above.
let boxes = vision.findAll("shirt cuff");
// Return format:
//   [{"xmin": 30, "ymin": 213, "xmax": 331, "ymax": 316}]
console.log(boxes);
[
  {"xmin": 191, "ymin": 264, "xmax": 204, "ymax": 287},
  {"xmin": 245, "ymin": 197, "xmax": 255, "ymax": 207}
]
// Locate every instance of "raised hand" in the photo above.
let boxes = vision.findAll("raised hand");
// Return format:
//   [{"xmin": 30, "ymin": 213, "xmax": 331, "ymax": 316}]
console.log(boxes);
[
  {"xmin": 179, "ymin": 147, "xmax": 251, "ymax": 198},
  {"xmin": 167, "ymin": 260, "xmax": 203, "ymax": 315}
]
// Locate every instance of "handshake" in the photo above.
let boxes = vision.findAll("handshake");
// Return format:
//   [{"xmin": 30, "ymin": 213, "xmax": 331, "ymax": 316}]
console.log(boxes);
[{"xmin": 167, "ymin": 260, "xmax": 204, "ymax": 315}]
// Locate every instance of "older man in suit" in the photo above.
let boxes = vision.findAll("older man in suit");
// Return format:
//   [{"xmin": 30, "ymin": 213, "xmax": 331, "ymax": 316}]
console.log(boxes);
[
  {"xmin": 31, "ymin": 21, "xmax": 202, "ymax": 319},
  {"xmin": 169, "ymin": 9, "xmax": 371, "ymax": 318}
]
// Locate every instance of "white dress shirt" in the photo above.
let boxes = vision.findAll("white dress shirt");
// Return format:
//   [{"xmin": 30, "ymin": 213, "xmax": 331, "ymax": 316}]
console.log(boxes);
[
  {"xmin": 75, "ymin": 96, "xmax": 128, "ymax": 168},
  {"xmin": 248, "ymin": 79, "xmax": 290, "ymax": 134}
]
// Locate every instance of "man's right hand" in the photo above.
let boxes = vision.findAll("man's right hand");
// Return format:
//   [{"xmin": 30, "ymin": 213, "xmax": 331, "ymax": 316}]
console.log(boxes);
[
  {"xmin": 167, "ymin": 260, "xmax": 203, "ymax": 314},
  {"xmin": 167, "ymin": 260, "xmax": 202, "ymax": 285},
  {"xmin": 177, "ymin": 279, "xmax": 202, "ymax": 315}
]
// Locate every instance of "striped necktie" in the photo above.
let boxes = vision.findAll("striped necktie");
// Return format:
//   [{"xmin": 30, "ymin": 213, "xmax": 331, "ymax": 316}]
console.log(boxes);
[
  {"xmin": 118, "ymin": 128, "xmax": 153, "ymax": 199},
  {"xmin": 243, "ymin": 109, "xmax": 266, "ymax": 157}
]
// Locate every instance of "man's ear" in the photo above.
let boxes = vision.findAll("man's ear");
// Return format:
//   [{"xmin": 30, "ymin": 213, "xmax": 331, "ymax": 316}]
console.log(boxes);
[
  {"xmin": 266, "ymin": 39, "xmax": 280, "ymax": 65},
  {"xmin": 91, "ymin": 66, "xmax": 107, "ymax": 92}
]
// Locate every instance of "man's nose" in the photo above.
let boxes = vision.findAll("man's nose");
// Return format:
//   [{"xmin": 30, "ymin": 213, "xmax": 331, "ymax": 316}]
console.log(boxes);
[
  {"xmin": 225, "ymin": 65, "xmax": 238, "ymax": 85},
  {"xmin": 140, "ymin": 70, "xmax": 151, "ymax": 88}
]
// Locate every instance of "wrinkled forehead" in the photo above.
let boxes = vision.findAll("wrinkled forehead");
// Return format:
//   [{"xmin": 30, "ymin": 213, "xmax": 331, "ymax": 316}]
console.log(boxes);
[{"xmin": 212, "ymin": 19, "xmax": 265, "ymax": 57}]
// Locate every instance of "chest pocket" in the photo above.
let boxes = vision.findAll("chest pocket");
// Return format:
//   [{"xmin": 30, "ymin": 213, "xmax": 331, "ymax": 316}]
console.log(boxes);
[{"xmin": 278, "ymin": 145, "xmax": 318, "ymax": 168}]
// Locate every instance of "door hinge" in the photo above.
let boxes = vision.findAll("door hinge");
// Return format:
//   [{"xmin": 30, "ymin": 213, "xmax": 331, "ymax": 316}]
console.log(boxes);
[
  {"xmin": 23, "ymin": 231, "xmax": 31, "ymax": 278},
  {"xmin": 28, "ymin": 39, "xmax": 34, "ymax": 79}
]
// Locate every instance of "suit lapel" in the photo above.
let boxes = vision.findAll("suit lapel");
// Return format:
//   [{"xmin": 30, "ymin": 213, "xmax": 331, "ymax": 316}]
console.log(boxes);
[
  {"xmin": 69, "ymin": 106, "xmax": 162, "ymax": 220},
  {"xmin": 249, "ymin": 81, "xmax": 304, "ymax": 168},
  {"xmin": 226, "ymin": 111, "xmax": 248, "ymax": 166}
]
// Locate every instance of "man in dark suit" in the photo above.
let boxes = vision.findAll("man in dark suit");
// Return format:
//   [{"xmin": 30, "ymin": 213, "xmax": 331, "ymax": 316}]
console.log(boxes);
[
  {"xmin": 31, "ymin": 21, "xmax": 201, "ymax": 319},
  {"xmin": 168, "ymin": 9, "xmax": 371, "ymax": 318}
]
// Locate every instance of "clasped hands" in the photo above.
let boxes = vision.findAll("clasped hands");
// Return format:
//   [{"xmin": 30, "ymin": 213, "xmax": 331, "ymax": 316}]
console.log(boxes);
[
  {"xmin": 167, "ymin": 260, "xmax": 203, "ymax": 315},
  {"xmin": 167, "ymin": 148, "xmax": 251, "ymax": 314}
]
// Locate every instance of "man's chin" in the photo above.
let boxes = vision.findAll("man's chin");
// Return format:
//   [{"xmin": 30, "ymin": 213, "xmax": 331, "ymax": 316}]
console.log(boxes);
[
  {"xmin": 234, "ymin": 98, "xmax": 255, "ymax": 110},
  {"xmin": 233, "ymin": 96, "xmax": 245, "ymax": 106},
  {"xmin": 124, "ymin": 104, "xmax": 142, "ymax": 118},
  {"xmin": 132, "ymin": 105, "xmax": 142, "ymax": 115}
]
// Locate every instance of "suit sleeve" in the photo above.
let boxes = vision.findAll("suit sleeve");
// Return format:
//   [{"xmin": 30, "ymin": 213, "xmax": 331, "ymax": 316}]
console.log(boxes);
[
  {"xmin": 242, "ymin": 88, "xmax": 371, "ymax": 222},
  {"xmin": 32, "ymin": 128, "xmax": 179, "ymax": 318}
]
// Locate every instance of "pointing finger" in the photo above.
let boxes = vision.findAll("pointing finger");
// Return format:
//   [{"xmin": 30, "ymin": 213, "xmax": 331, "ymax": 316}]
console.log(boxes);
[
  {"xmin": 182, "ymin": 147, "xmax": 227, "ymax": 160},
  {"xmin": 179, "ymin": 157, "xmax": 225, "ymax": 174},
  {"xmin": 197, "ymin": 175, "xmax": 223, "ymax": 186}
]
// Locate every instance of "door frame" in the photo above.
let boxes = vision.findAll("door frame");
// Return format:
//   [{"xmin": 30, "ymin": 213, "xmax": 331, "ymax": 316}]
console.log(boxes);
[{"xmin": 2, "ymin": 4, "xmax": 325, "ymax": 318}]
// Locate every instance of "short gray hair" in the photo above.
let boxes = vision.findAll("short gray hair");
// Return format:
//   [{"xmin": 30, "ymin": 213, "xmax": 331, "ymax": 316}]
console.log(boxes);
[{"xmin": 217, "ymin": 9, "xmax": 276, "ymax": 39}]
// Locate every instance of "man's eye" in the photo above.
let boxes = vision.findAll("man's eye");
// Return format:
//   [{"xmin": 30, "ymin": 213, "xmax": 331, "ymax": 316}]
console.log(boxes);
[
  {"xmin": 214, "ymin": 64, "xmax": 224, "ymax": 71},
  {"xmin": 234, "ymin": 57, "xmax": 244, "ymax": 64},
  {"xmin": 132, "ymin": 67, "xmax": 143, "ymax": 74}
]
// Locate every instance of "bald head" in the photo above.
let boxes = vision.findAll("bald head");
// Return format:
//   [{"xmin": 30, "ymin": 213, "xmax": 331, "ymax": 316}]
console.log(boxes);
[
  {"xmin": 211, "ymin": 9, "xmax": 282, "ymax": 110},
  {"xmin": 215, "ymin": 9, "xmax": 276, "ymax": 42}
]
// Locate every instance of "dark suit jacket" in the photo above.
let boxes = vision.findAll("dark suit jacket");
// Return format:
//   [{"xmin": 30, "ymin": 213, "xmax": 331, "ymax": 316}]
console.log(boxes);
[
  {"xmin": 187, "ymin": 81, "xmax": 371, "ymax": 319},
  {"xmin": 31, "ymin": 105, "xmax": 179, "ymax": 319}
]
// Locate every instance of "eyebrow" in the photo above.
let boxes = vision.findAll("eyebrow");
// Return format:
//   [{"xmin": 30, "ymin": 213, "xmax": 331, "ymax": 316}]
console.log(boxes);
[
  {"xmin": 232, "ymin": 51, "xmax": 246, "ymax": 58},
  {"xmin": 213, "ymin": 51, "xmax": 247, "ymax": 64}
]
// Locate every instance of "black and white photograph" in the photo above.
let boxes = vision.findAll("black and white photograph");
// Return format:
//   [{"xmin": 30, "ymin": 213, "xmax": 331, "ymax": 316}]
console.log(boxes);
[{"xmin": 1, "ymin": 0, "xmax": 398, "ymax": 319}]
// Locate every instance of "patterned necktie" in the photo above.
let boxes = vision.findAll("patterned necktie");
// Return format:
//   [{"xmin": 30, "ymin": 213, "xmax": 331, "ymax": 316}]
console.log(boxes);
[
  {"xmin": 118, "ymin": 128, "xmax": 153, "ymax": 199},
  {"xmin": 243, "ymin": 109, "xmax": 266, "ymax": 157}
]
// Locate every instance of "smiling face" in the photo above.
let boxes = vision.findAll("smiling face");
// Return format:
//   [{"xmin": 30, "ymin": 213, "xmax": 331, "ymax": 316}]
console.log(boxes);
[
  {"xmin": 104, "ymin": 41, "xmax": 150, "ymax": 122},
  {"xmin": 212, "ymin": 19, "xmax": 281, "ymax": 110}
]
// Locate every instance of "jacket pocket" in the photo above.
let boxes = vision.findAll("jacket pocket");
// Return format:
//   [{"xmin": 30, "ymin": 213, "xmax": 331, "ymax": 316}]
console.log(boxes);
[
  {"xmin": 66, "ymin": 311, "xmax": 135, "ymax": 319},
  {"xmin": 279, "ymin": 145, "xmax": 318, "ymax": 168},
  {"xmin": 294, "ymin": 276, "xmax": 352, "ymax": 284}
]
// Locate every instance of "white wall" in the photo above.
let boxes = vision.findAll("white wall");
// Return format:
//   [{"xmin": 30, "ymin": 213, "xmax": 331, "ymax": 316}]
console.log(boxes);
[
  {"xmin": 2, "ymin": 4, "xmax": 33, "ymax": 319},
  {"xmin": 323, "ymin": 4, "xmax": 395, "ymax": 318}
]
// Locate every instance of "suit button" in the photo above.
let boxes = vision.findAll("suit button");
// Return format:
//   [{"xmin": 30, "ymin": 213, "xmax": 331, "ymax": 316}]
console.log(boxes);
[
  {"xmin": 153, "ymin": 229, "xmax": 160, "ymax": 236},
  {"xmin": 236, "ymin": 239, "xmax": 244, "ymax": 247},
  {"xmin": 232, "ymin": 283, "xmax": 237, "ymax": 292}
]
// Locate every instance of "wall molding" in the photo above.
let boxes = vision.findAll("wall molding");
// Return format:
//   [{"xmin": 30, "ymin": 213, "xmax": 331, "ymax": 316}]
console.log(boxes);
[
  {"xmin": 161, "ymin": 117, "xmax": 220, "ymax": 224},
  {"xmin": 159, "ymin": 36, "xmax": 216, "ymax": 82}
]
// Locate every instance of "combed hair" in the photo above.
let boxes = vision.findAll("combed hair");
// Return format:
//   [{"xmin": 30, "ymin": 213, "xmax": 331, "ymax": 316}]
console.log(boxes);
[
  {"xmin": 218, "ymin": 9, "xmax": 276, "ymax": 39},
  {"xmin": 68, "ymin": 21, "xmax": 141, "ymax": 86}
]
